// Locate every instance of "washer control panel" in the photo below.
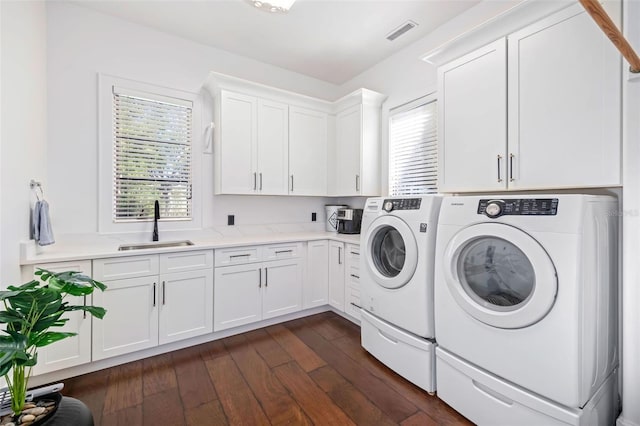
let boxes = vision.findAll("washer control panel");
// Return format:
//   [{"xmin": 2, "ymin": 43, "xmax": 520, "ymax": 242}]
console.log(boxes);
[
  {"xmin": 478, "ymin": 198, "xmax": 558, "ymax": 218},
  {"xmin": 383, "ymin": 198, "xmax": 422, "ymax": 212}
]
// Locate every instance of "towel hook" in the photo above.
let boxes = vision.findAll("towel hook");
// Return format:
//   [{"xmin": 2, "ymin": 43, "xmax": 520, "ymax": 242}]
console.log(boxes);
[{"xmin": 30, "ymin": 179, "xmax": 44, "ymax": 201}]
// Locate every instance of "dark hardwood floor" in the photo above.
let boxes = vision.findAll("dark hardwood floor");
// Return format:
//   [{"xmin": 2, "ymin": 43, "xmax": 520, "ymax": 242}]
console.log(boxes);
[{"xmin": 62, "ymin": 312, "xmax": 472, "ymax": 425}]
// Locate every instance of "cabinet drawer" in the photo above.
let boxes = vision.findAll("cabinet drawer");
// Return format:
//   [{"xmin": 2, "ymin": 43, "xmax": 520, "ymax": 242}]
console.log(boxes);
[
  {"xmin": 93, "ymin": 255, "xmax": 159, "ymax": 281},
  {"xmin": 345, "ymin": 287, "xmax": 361, "ymax": 320},
  {"xmin": 215, "ymin": 246, "xmax": 261, "ymax": 267},
  {"xmin": 346, "ymin": 244, "xmax": 360, "ymax": 270},
  {"xmin": 347, "ymin": 268, "xmax": 360, "ymax": 289},
  {"xmin": 263, "ymin": 242, "xmax": 303, "ymax": 261},
  {"xmin": 160, "ymin": 250, "xmax": 213, "ymax": 273},
  {"xmin": 23, "ymin": 259, "xmax": 93, "ymax": 282}
]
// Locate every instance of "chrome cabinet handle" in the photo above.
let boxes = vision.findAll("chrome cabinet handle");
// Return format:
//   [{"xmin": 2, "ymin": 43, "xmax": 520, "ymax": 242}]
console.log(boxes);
[
  {"xmin": 338, "ymin": 247, "xmax": 342, "ymax": 265},
  {"xmin": 265, "ymin": 267, "xmax": 268, "ymax": 287},
  {"xmin": 509, "ymin": 153, "xmax": 514, "ymax": 182},
  {"xmin": 356, "ymin": 174, "xmax": 360, "ymax": 192},
  {"xmin": 259, "ymin": 268, "xmax": 262, "ymax": 288},
  {"xmin": 259, "ymin": 173, "xmax": 263, "ymax": 190},
  {"xmin": 275, "ymin": 249, "xmax": 293, "ymax": 254},
  {"xmin": 83, "ymin": 295, "xmax": 87, "ymax": 319},
  {"xmin": 497, "ymin": 155, "xmax": 503, "ymax": 183},
  {"xmin": 290, "ymin": 175, "xmax": 294, "ymax": 192},
  {"xmin": 253, "ymin": 172, "xmax": 257, "ymax": 190},
  {"xmin": 162, "ymin": 281, "xmax": 166, "ymax": 305},
  {"xmin": 153, "ymin": 283, "xmax": 156, "ymax": 307},
  {"xmin": 350, "ymin": 274, "xmax": 359, "ymax": 279}
]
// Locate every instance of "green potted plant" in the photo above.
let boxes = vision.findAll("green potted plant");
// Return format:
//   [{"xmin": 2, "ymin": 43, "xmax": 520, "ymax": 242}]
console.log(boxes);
[{"xmin": 0, "ymin": 269, "xmax": 106, "ymax": 417}]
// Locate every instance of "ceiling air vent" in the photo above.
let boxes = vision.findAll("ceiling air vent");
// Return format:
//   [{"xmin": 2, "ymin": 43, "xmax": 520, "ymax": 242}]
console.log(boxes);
[{"xmin": 386, "ymin": 20, "xmax": 418, "ymax": 41}]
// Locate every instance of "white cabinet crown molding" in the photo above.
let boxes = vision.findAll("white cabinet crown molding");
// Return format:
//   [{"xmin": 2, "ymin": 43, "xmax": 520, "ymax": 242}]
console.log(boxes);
[
  {"xmin": 419, "ymin": 0, "xmax": 621, "ymax": 67},
  {"xmin": 204, "ymin": 72, "xmax": 333, "ymax": 113}
]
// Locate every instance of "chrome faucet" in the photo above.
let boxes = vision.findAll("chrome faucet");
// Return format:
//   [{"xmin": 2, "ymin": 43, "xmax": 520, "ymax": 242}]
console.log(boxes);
[{"xmin": 152, "ymin": 200, "xmax": 159, "ymax": 241}]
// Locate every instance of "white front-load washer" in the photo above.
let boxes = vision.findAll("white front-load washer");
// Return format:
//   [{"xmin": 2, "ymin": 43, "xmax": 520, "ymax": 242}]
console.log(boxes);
[
  {"xmin": 434, "ymin": 195, "xmax": 619, "ymax": 423},
  {"xmin": 359, "ymin": 196, "xmax": 442, "ymax": 393}
]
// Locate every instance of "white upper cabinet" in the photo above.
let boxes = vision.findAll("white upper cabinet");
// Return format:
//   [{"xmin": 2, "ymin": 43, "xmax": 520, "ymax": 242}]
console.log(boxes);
[
  {"xmin": 217, "ymin": 91, "xmax": 289, "ymax": 195},
  {"xmin": 289, "ymin": 106, "xmax": 328, "ymax": 196},
  {"xmin": 506, "ymin": 4, "xmax": 621, "ymax": 189},
  {"xmin": 219, "ymin": 91, "xmax": 257, "ymax": 195},
  {"xmin": 205, "ymin": 73, "xmax": 385, "ymax": 197},
  {"xmin": 438, "ymin": 39, "xmax": 507, "ymax": 192},
  {"xmin": 257, "ymin": 99, "xmax": 289, "ymax": 194},
  {"xmin": 437, "ymin": 3, "xmax": 621, "ymax": 192},
  {"xmin": 331, "ymin": 90, "xmax": 386, "ymax": 196}
]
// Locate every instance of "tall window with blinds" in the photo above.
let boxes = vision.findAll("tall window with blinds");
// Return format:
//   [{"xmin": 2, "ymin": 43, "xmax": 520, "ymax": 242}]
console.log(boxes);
[
  {"xmin": 389, "ymin": 98, "xmax": 437, "ymax": 195},
  {"xmin": 113, "ymin": 88, "xmax": 193, "ymax": 222}
]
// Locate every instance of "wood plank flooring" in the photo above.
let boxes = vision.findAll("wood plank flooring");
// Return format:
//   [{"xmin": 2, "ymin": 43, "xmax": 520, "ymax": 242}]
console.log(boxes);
[{"xmin": 61, "ymin": 312, "xmax": 471, "ymax": 425}]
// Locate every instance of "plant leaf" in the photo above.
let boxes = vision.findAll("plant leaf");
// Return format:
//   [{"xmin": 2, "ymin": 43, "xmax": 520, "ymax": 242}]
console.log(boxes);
[
  {"xmin": 65, "ymin": 305, "xmax": 107, "ymax": 319},
  {"xmin": 32, "ymin": 332, "xmax": 76, "ymax": 348}
]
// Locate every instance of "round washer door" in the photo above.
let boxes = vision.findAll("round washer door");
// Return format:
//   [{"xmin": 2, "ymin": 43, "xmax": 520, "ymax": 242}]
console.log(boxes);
[
  {"xmin": 363, "ymin": 215, "xmax": 418, "ymax": 289},
  {"xmin": 443, "ymin": 223, "xmax": 557, "ymax": 329}
]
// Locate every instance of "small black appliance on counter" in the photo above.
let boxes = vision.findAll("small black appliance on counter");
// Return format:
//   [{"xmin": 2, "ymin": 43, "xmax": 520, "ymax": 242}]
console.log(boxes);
[{"xmin": 337, "ymin": 208, "xmax": 363, "ymax": 234}]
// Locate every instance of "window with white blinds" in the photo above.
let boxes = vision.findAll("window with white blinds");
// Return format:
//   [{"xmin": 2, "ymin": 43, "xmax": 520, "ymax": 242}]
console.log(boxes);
[
  {"xmin": 389, "ymin": 97, "xmax": 437, "ymax": 196},
  {"xmin": 113, "ymin": 87, "xmax": 193, "ymax": 222}
]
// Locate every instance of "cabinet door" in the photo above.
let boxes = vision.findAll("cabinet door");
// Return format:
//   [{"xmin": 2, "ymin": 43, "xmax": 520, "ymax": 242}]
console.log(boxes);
[
  {"xmin": 159, "ymin": 268, "xmax": 213, "ymax": 345},
  {"xmin": 214, "ymin": 263, "xmax": 262, "ymax": 331},
  {"xmin": 335, "ymin": 104, "xmax": 362, "ymax": 196},
  {"xmin": 25, "ymin": 260, "xmax": 92, "ymax": 375},
  {"xmin": 328, "ymin": 241, "xmax": 345, "ymax": 311},
  {"xmin": 257, "ymin": 99, "xmax": 289, "ymax": 195},
  {"xmin": 289, "ymin": 106, "xmax": 327, "ymax": 195},
  {"xmin": 507, "ymin": 4, "xmax": 621, "ymax": 189},
  {"xmin": 262, "ymin": 259, "xmax": 303, "ymax": 320},
  {"xmin": 220, "ymin": 91, "xmax": 257, "ymax": 194},
  {"xmin": 92, "ymin": 276, "xmax": 159, "ymax": 361},
  {"xmin": 304, "ymin": 240, "xmax": 329, "ymax": 309},
  {"xmin": 438, "ymin": 38, "xmax": 507, "ymax": 192}
]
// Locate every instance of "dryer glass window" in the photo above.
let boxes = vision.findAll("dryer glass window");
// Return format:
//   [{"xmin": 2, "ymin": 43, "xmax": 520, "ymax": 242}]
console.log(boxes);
[
  {"xmin": 458, "ymin": 237, "xmax": 535, "ymax": 311},
  {"xmin": 372, "ymin": 226, "xmax": 405, "ymax": 277}
]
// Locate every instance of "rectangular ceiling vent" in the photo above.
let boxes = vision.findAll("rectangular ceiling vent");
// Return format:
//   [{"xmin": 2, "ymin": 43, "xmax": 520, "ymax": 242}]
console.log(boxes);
[{"xmin": 386, "ymin": 20, "xmax": 418, "ymax": 41}]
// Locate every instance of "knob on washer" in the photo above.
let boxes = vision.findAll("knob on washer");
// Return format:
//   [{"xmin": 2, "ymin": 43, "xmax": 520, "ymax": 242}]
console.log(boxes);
[
  {"xmin": 485, "ymin": 201, "xmax": 504, "ymax": 218},
  {"xmin": 383, "ymin": 201, "xmax": 394, "ymax": 212}
]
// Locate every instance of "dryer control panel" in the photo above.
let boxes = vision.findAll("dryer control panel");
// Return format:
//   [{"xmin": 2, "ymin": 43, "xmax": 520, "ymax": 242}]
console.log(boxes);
[
  {"xmin": 383, "ymin": 198, "xmax": 421, "ymax": 212},
  {"xmin": 478, "ymin": 198, "xmax": 558, "ymax": 218}
]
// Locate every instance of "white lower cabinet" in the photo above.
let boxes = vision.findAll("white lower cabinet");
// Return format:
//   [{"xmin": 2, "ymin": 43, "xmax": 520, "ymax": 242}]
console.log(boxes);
[
  {"xmin": 214, "ymin": 243, "xmax": 303, "ymax": 332},
  {"xmin": 304, "ymin": 240, "xmax": 329, "ymax": 308},
  {"xmin": 213, "ymin": 263, "xmax": 262, "ymax": 331},
  {"xmin": 328, "ymin": 241, "xmax": 345, "ymax": 311},
  {"xmin": 344, "ymin": 243, "xmax": 361, "ymax": 321},
  {"xmin": 92, "ymin": 250, "xmax": 214, "ymax": 361},
  {"xmin": 22, "ymin": 260, "xmax": 93, "ymax": 376},
  {"xmin": 159, "ymin": 268, "xmax": 214, "ymax": 345},
  {"xmin": 92, "ymin": 275, "xmax": 159, "ymax": 360}
]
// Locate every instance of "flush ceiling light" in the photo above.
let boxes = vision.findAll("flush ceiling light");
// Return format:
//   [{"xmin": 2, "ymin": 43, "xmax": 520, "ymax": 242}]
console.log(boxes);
[{"xmin": 250, "ymin": 0, "xmax": 296, "ymax": 13}]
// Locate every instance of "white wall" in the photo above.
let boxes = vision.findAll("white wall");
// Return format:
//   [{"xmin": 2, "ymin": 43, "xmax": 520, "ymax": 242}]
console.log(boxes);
[
  {"xmin": 46, "ymin": 1, "xmax": 341, "ymax": 237},
  {"xmin": 1, "ymin": 1, "xmax": 48, "ymax": 285},
  {"xmin": 618, "ymin": 1, "xmax": 640, "ymax": 424}
]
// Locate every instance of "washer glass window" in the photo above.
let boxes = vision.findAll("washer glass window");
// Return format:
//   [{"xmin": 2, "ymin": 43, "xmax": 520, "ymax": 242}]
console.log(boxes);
[
  {"xmin": 372, "ymin": 226, "xmax": 406, "ymax": 277},
  {"xmin": 457, "ymin": 237, "xmax": 535, "ymax": 311}
]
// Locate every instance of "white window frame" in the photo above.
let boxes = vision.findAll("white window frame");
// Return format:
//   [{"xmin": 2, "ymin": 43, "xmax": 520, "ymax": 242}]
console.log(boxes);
[
  {"xmin": 388, "ymin": 93, "xmax": 438, "ymax": 196},
  {"xmin": 98, "ymin": 74, "xmax": 203, "ymax": 234}
]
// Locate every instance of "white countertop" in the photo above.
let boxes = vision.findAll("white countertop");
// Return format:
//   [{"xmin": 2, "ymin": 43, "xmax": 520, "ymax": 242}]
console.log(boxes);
[{"xmin": 20, "ymin": 230, "xmax": 361, "ymax": 265}]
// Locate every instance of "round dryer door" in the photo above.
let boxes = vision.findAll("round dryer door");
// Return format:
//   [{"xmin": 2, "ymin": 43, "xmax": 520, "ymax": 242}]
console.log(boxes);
[
  {"xmin": 364, "ymin": 215, "xmax": 418, "ymax": 289},
  {"xmin": 443, "ymin": 223, "xmax": 558, "ymax": 329}
]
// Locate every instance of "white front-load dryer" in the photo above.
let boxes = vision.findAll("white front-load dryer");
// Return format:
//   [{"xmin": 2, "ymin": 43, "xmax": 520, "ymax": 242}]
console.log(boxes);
[{"xmin": 434, "ymin": 195, "xmax": 619, "ymax": 417}]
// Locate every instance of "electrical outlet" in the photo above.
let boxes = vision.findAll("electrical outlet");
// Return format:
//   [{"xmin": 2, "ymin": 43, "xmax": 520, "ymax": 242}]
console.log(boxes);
[
  {"xmin": 311, "ymin": 212, "xmax": 317, "ymax": 222},
  {"xmin": 228, "ymin": 215, "xmax": 235, "ymax": 226}
]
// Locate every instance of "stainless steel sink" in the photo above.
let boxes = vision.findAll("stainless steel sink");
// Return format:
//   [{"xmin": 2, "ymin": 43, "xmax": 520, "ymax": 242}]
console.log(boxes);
[{"xmin": 118, "ymin": 240, "xmax": 194, "ymax": 251}]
